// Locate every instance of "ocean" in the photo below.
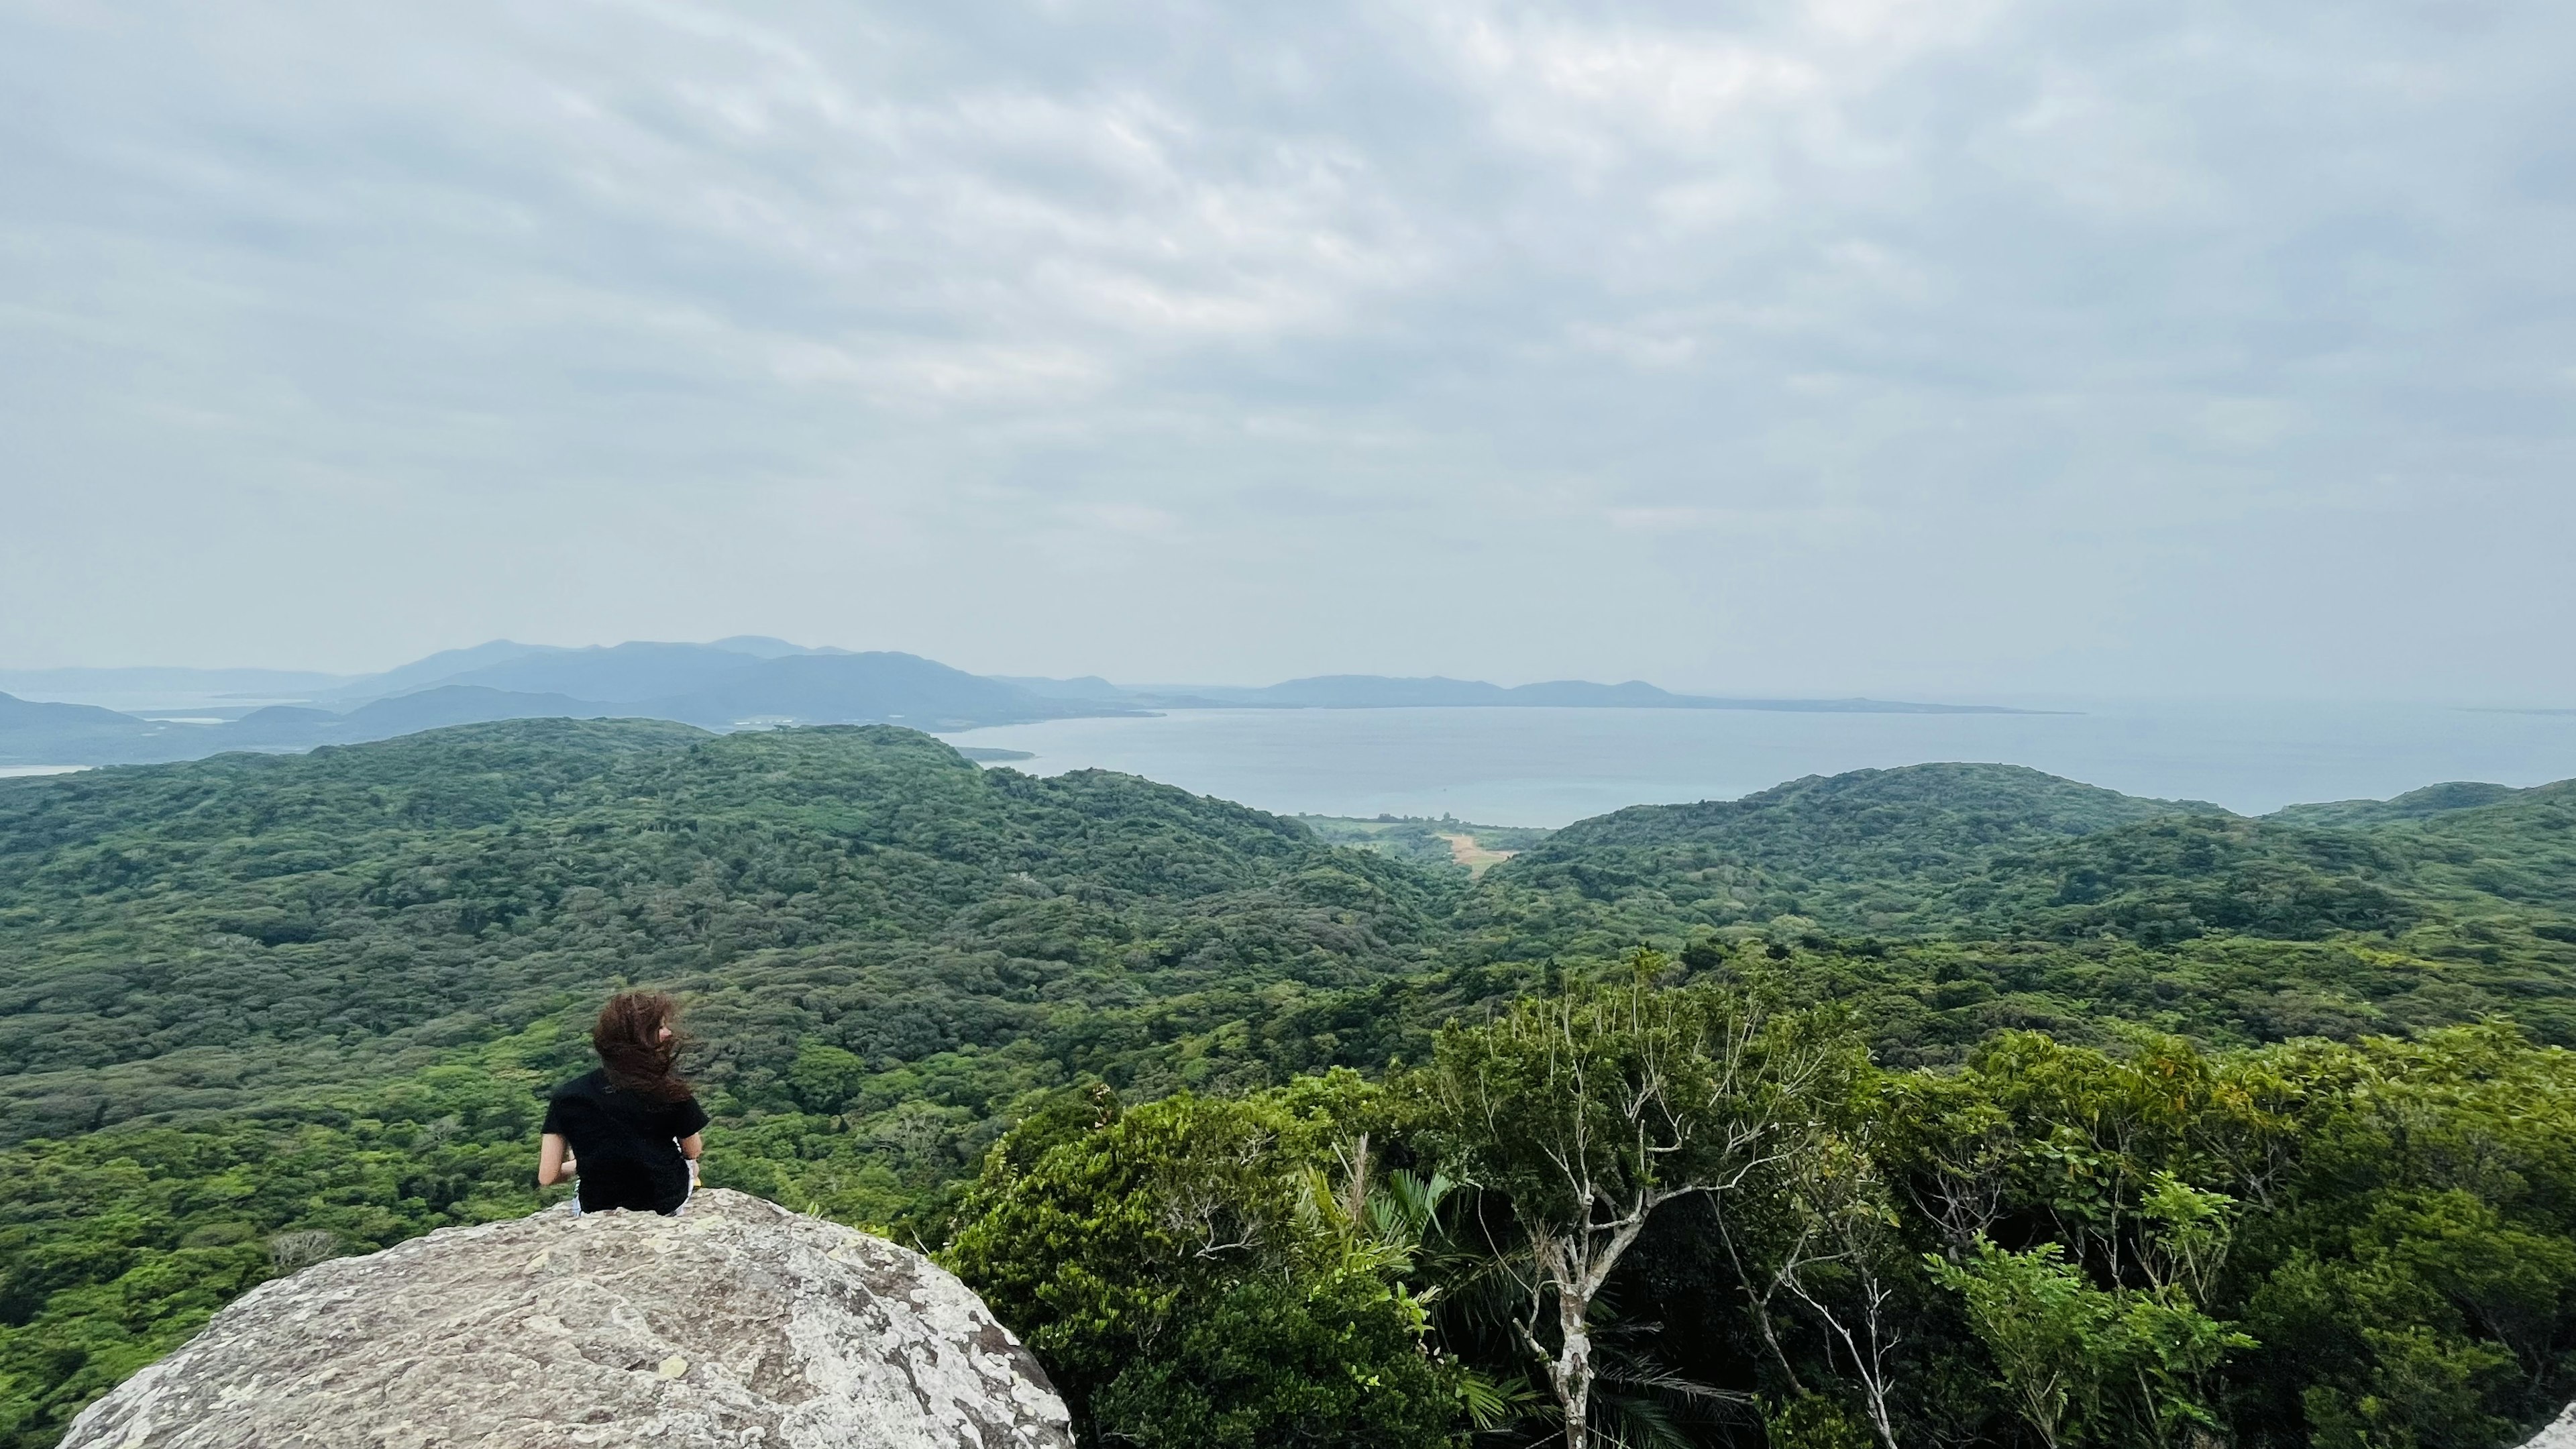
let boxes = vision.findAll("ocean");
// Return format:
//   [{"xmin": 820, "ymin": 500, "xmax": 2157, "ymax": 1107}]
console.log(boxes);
[{"xmin": 951, "ymin": 701, "xmax": 2576, "ymax": 828}]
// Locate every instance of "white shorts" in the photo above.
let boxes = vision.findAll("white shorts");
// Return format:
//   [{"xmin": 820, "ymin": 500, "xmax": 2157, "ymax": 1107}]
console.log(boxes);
[{"xmin": 561, "ymin": 1187, "xmax": 691, "ymax": 1218}]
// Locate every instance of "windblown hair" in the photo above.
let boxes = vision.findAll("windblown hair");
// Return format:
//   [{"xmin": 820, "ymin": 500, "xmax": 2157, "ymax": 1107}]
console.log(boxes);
[{"xmin": 592, "ymin": 990, "xmax": 692, "ymax": 1103}]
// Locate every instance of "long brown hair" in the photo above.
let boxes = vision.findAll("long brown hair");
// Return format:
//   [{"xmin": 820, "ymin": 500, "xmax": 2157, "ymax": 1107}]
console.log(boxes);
[{"xmin": 592, "ymin": 990, "xmax": 692, "ymax": 1102}]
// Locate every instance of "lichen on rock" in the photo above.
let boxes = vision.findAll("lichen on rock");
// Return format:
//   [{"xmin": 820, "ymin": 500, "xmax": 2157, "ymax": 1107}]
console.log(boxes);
[{"xmin": 62, "ymin": 1189, "xmax": 1071, "ymax": 1449}]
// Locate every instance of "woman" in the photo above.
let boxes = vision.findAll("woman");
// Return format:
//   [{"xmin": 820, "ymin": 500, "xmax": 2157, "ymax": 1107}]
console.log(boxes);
[{"xmin": 538, "ymin": 991, "xmax": 708, "ymax": 1215}]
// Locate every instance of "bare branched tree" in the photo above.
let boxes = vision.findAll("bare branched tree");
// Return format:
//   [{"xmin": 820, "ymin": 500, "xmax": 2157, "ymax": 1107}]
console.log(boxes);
[
  {"xmin": 1419, "ymin": 951, "xmax": 1858, "ymax": 1448},
  {"xmin": 266, "ymin": 1229, "xmax": 341, "ymax": 1276}
]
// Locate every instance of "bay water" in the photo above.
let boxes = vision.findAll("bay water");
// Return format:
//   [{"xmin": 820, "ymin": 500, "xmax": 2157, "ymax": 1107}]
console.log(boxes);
[{"xmin": 953, "ymin": 701, "xmax": 2576, "ymax": 828}]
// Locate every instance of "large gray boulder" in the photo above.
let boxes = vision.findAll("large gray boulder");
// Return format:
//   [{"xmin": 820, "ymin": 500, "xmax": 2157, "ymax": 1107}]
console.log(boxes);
[
  {"xmin": 2525, "ymin": 1401, "xmax": 2576, "ymax": 1449},
  {"xmin": 62, "ymin": 1189, "xmax": 1072, "ymax": 1449}
]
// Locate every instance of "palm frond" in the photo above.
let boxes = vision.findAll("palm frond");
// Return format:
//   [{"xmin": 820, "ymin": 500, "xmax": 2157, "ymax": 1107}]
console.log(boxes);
[{"xmin": 1456, "ymin": 1367, "xmax": 1547, "ymax": 1434}]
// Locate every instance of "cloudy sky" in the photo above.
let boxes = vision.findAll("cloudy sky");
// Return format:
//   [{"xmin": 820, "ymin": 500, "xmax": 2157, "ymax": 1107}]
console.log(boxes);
[{"xmin": 3, "ymin": 0, "xmax": 2569, "ymax": 700}]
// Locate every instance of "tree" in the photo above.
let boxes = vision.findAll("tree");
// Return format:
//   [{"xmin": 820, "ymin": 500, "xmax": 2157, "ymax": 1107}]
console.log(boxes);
[
  {"xmin": 942, "ymin": 1075, "xmax": 1463, "ymax": 1448},
  {"xmin": 1772, "ymin": 1128, "xmax": 1913, "ymax": 1449},
  {"xmin": 1928, "ymin": 1228, "xmax": 2253, "ymax": 1449},
  {"xmin": 1411, "ymin": 953, "xmax": 1857, "ymax": 1448},
  {"xmin": 1927, "ymin": 1240, "xmax": 2111, "ymax": 1449}
]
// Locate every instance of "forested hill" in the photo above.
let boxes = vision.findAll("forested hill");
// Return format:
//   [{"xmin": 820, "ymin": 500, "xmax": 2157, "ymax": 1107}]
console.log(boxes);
[
  {"xmin": 7, "ymin": 726, "xmax": 2576, "ymax": 1448},
  {"xmin": 1428, "ymin": 761, "xmax": 2576, "ymax": 1053},
  {"xmin": 0, "ymin": 720, "xmax": 1453, "ymax": 1150},
  {"xmin": 5, "ymin": 735, "xmax": 2571, "ymax": 1153},
  {"xmin": 1500, "ymin": 763, "xmax": 2229, "ymax": 929},
  {"xmin": 1468, "ymin": 760, "xmax": 2573, "ymax": 943},
  {"xmin": 2264, "ymin": 779, "xmax": 2535, "ymax": 826}
]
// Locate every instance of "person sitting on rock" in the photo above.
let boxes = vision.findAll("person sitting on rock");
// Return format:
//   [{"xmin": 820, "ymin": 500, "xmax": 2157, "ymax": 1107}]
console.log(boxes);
[{"xmin": 538, "ymin": 990, "xmax": 708, "ymax": 1215}]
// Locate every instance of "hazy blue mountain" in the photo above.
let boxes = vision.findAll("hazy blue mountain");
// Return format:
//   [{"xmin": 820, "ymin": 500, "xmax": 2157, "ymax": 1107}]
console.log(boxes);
[
  {"xmin": 7, "ymin": 645, "xmax": 2058, "ymax": 769},
  {"xmin": 316, "ymin": 640, "xmax": 561, "ymax": 702},
  {"xmin": 1676, "ymin": 695, "xmax": 2039, "ymax": 714},
  {"xmin": 0, "ymin": 648, "xmax": 1133, "ymax": 765},
  {"xmin": 1258, "ymin": 676, "xmax": 1531, "ymax": 706},
  {"xmin": 2267, "ymin": 781, "xmax": 2528, "ymax": 827},
  {"xmin": 0, "ymin": 692, "xmax": 217, "ymax": 765},
  {"xmin": 990, "ymin": 674, "xmax": 1140, "ymax": 701},
  {"xmin": 341, "ymin": 686, "xmax": 618, "ymax": 735},
  {"xmin": 985, "ymin": 674, "xmax": 1257, "ymax": 708},
  {"xmin": 323, "ymin": 637, "xmax": 850, "ymax": 704},
  {"xmin": 708, "ymin": 635, "xmax": 846, "ymax": 659},
  {"xmin": 648, "ymin": 652, "xmax": 1113, "ymax": 727},
  {"xmin": 1159, "ymin": 674, "xmax": 2042, "ymax": 712},
  {"xmin": 409, "ymin": 641, "xmax": 770, "ymax": 703},
  {"xmin": 1495, "ymin": 679, "xmax": 1701, "ymax": 706},
  {"xmin": 62, "ymin": 689, "xmax": 620, "ymax": 757},
  {"xmin": 221, "ymin": 704, "xmax": 345, "ymax": 746},
  {"xmin": 0, "ymin": 693, "xmax": 151, "ymax": 731}
]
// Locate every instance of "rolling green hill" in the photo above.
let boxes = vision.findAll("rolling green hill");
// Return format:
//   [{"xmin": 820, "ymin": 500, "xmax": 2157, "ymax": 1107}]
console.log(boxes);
[
  {"xmin": 1450, "ymin": 761, "xmax": 2574, "ymax": 947},
  {"xmin": 1444, "ymin": 763, "xmax": 2231, "ymax": 943},
  {"xmin": 2264, "ymin": 779, "xmax": 2530, "ymax": 826},
  {"xmin": 0, "ymin": 721, "xmax": 1472, "ymax": 1444},
  {"xmin": 1405, "ymin": 763, "xmax": 2576, "ymax": 1060},
  {"xmin": 0, "ymin": 720, "xmax": 1452, "ymax": 1148},
  {"xmin": 5, "ymin": 731, "xmax": 2575, "ymax": 1447},
  {"xmin": 9, "ymin": 741, "xmax": 2569, "ymax": 1179}
]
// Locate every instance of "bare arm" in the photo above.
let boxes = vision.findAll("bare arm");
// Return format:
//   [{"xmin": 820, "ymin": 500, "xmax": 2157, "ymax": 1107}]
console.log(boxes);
[
  {"xmin": 538, "ymin": 1132, "xmax": 578, "ymax": 1186},
  {"xmin": 678, "ymin": 1132, "xmax": 703, "ymax": 1162}
]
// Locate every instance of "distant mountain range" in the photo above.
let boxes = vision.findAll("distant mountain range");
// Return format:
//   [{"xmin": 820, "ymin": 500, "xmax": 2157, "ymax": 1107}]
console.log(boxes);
[
  {"xmin": 1093, "ymin": 675, "xmax": 2043, "ymax": 714},
  {"xmin": 0, "ymin": 639, "xmax": 2043, "ymax": 766},
  {"xmin": 0, "ymin": 645, "xmax": 1134, "ymax": 765}
]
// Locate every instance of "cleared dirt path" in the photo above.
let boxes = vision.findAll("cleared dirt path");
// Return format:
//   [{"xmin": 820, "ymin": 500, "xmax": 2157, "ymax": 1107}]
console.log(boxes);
[{"xmin": 1438, "ymin": 833, "xmax": 1517, "ymax": 878}]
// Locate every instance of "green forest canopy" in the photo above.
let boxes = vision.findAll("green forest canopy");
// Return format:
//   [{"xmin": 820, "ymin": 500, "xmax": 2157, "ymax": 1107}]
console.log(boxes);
[{"xmin": 2, "ymin": 720, "xmax": 2573, "ymax": 1447}]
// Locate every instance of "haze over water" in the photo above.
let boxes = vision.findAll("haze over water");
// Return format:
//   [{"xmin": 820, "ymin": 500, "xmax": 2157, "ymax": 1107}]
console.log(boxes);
[{"xmin": 959, "ymin": 702, "xmax": 2576, "ymax": 828}]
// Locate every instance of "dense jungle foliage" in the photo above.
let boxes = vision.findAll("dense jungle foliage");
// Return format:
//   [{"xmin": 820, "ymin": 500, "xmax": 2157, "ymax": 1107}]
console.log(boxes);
[
  {"xmin": 948, "ymin": 969, "xmax": 2576, "ymax": 1449},
  {"xmin": 2, "ymin": 720, "xmax": 2573, "ymax": 1447}
]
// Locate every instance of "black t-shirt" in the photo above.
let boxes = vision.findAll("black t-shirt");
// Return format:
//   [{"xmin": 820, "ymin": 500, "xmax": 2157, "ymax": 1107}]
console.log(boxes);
[{"xmin": 541, "ymin": 1069, "xmax": 709, "ymax": 1215}]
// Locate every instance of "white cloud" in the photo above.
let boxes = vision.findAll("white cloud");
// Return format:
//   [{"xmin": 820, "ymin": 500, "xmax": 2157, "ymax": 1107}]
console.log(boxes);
[{"xmin": 0, "ymin": 0, "xmax": 2568, "ymax": 699}]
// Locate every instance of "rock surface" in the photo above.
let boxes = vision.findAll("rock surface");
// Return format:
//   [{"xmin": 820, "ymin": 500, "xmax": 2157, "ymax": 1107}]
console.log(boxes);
[
  {"xmin": 62, "ymin": 1189, "xmax": 1071, "ymax": 1449},
  {"xmin": 2525, "ymin": 1401, "xmax": 2576, "ymax": 1449}
]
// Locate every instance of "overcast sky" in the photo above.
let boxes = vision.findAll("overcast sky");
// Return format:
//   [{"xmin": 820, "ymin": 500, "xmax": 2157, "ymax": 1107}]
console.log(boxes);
[{"xmin": 3, "ymin": 0, "xmax": 2569, "ymax": 700}]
